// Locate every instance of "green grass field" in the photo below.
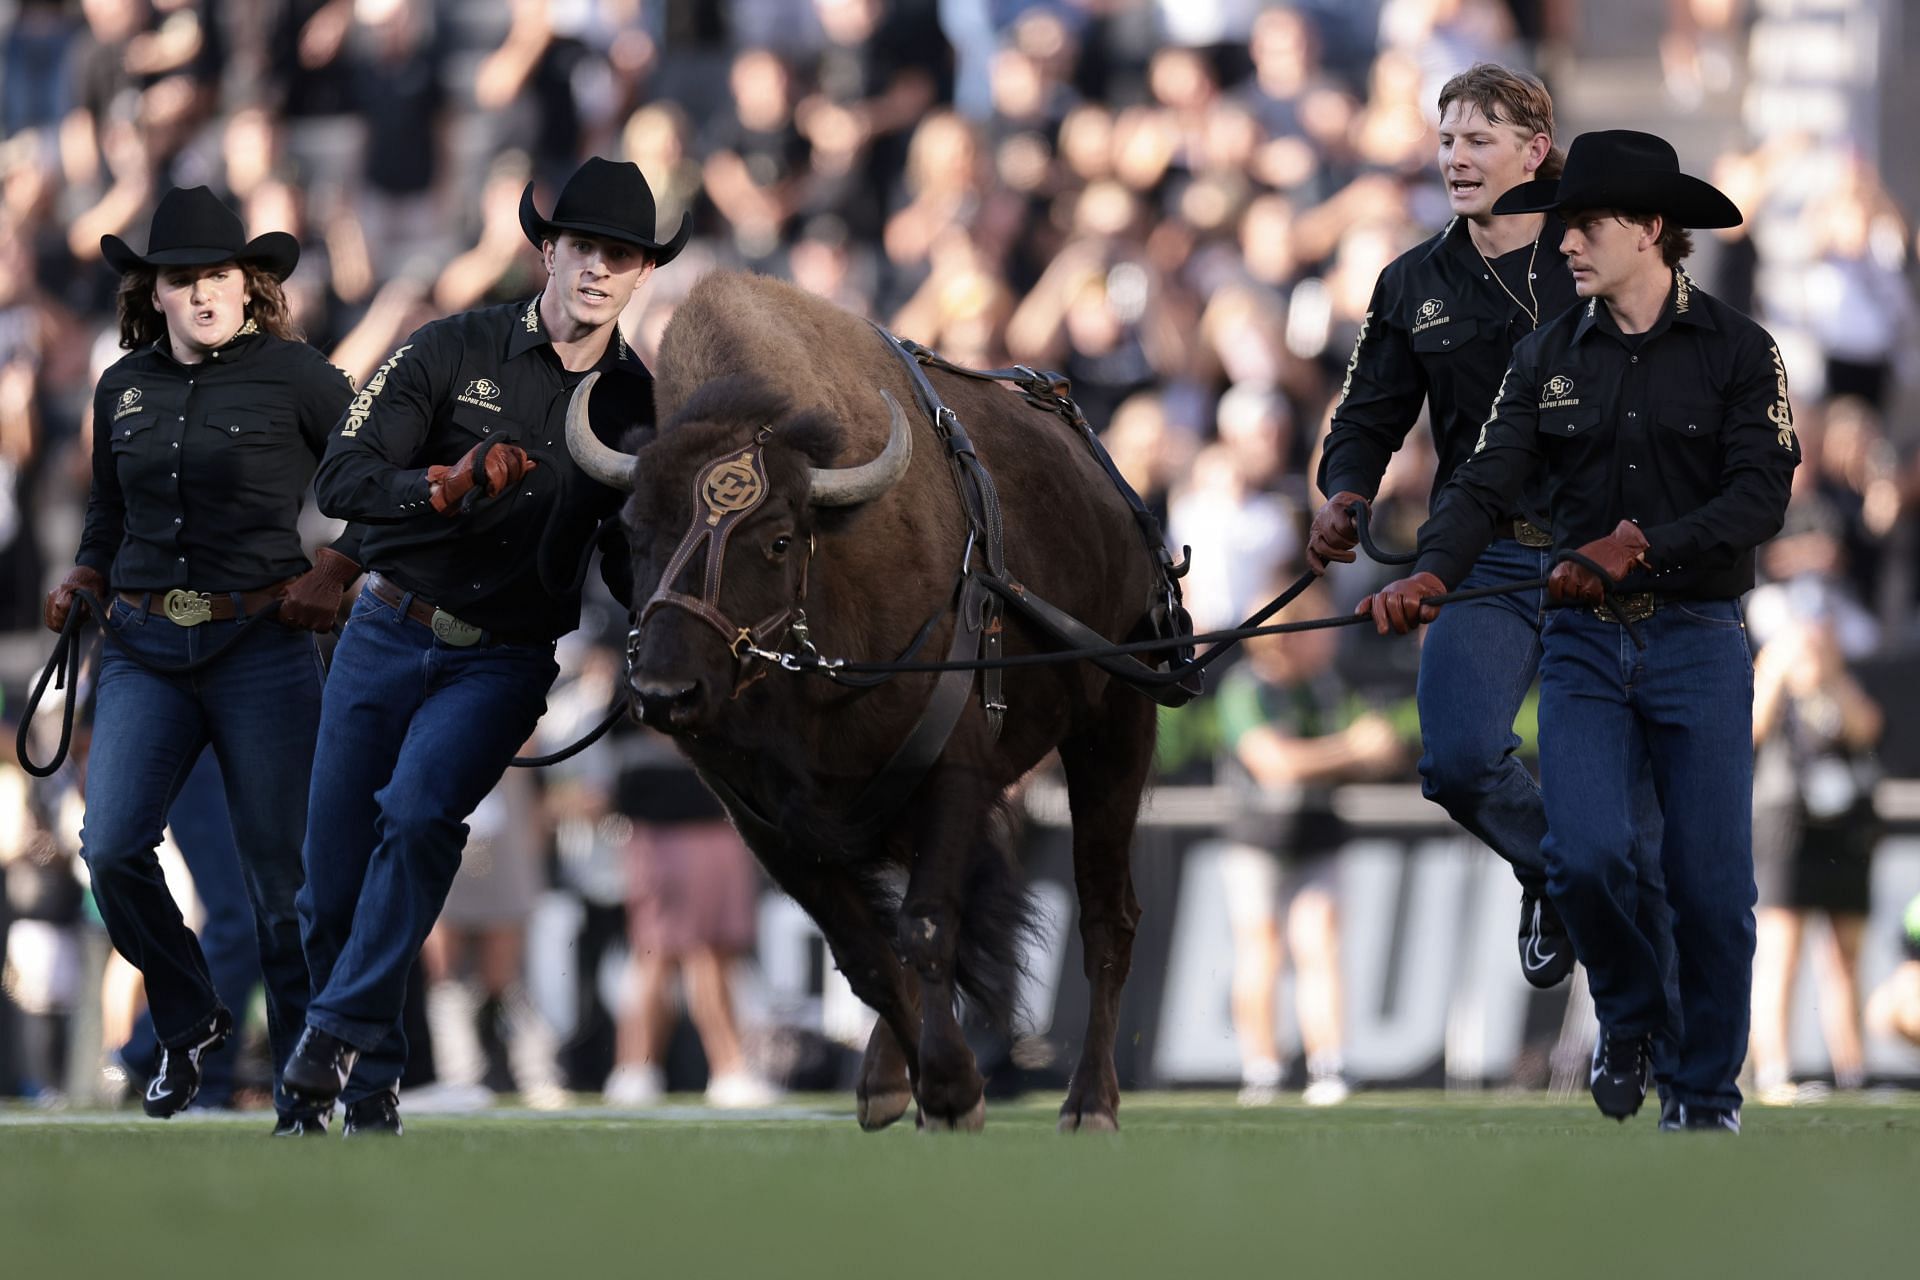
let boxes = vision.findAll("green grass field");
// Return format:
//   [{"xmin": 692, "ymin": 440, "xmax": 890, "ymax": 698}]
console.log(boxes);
[{"xmin": 4, "ymin": 1093, "xmax": 1915, "ymax": 1278}]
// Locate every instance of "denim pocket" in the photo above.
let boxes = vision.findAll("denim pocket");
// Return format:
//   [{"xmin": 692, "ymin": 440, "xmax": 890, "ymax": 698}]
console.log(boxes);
[{"xmin": 1670, "ymin": 601, "xmax": 1744, "ymax": 630}]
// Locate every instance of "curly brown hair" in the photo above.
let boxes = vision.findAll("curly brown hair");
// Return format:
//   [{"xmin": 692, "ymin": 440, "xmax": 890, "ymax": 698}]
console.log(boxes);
[{"xmin": 116, "ymin": 263, "xmax": 301, "ymax": 350}]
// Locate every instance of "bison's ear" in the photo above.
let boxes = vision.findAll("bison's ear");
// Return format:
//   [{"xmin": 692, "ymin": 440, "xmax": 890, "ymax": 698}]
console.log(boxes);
[
  {"xmin": 618, "ymin": 423, "xmax": 658, "ymax": 453},
  {"xmin": 774, "ymin": 410, "xmax": 845, "ymax": 467}
]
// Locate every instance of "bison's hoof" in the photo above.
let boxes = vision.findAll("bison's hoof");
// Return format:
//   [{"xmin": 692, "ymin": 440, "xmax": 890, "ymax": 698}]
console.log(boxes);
[
  {"xmin": 857, "ymin": 1087, "xmax": 912, "ymax": 1132},
  {"xmin": 919, "ymin": 1096, "xmax": 986, "ymax": 1133},
  {"xmin": 1058, "ymin": 1108, "xmax": 1120, "ymax": 1134}
]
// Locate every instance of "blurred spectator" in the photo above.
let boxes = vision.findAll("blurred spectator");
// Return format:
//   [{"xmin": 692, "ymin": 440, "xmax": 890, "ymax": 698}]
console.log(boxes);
[
  {"xmin": 1168, "ymin": 442, "xmax": 1298, "ymax": 633},
  {"xmin": 1864, "ymin": 893, "xmax": 1920, "ymax": 1051},
  {"xmin": 1749, "ymin": 590, "xmax": 1885, "ymax": 1103},
  {"xmin": 421, "ymin": 767, "xmax": 566, "ymax": 1110},
  {"xmin": 1213, "ymin": 581, "xmax": 1404, "ymax": 1106},
  {"xmin": 603, "ymin": 730, "xmax": 779, "ymax": 1110},
  {"xmin": 701, "ymin": 46, "xmax": 811, "ymax": 267},
  {"xmin": 1800, "ymin": 158, "xmax": 1913, "ymax": 411}
]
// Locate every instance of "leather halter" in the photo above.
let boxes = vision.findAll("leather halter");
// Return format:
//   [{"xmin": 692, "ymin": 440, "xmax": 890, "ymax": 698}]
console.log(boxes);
[{"xmin": 636, "ymin": 435, "xmax": 808, "ymax": 679}]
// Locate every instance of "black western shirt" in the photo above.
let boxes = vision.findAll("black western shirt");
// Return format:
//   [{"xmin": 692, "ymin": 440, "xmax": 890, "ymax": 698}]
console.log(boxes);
[
  {"xmin": 1317, "ymin": 215, "xmax": 1579, "ymax": 518},
  {"xmin": 1415, "ymin": 270, "xmax": 1801, "ymax": 600},
  {"xmin": 313, "ymin": 295, "xmax": 650, "ymax": 642},
  {"xmin": 79, "ymin": 323, "xmax": 357, "ymax": 591}
]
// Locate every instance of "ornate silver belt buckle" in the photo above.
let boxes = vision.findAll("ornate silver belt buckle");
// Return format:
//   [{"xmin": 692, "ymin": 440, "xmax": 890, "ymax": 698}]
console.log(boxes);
[
  {"xmin": 161, "ymin": 589, "xmax": 213, "ymax": 627},
  {"xmin": 1513, "ymin": 519, "xmax": 1552, "ymax": 548},
  {"xmin": 430, "ymin": 608, "xmax": 483, "ymax": 647},
  {"xmin": 1594, "ymin": 593, "xmax": 1655, "ymax": 624}
]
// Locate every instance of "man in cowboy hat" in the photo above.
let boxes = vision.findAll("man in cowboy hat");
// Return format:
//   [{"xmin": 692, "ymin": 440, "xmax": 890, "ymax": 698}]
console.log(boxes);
[
  {"xmin": 1306, "ymin": 67, "xmax": 1678, "ymax": 1031},
  {"xmin": 1359, "ymin": 129, "xmax": 1800, "ymax": 1132},
  {"xmin": 282, "ymin": 157, "xmax": 688, "ymax": 1134}
]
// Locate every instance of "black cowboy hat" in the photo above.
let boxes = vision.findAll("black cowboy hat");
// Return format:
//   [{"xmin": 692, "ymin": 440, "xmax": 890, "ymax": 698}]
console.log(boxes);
[
  {"xmin": 519, "ymin": 156, "xmax": 690, "ymax": 265},
  {"xmin": 101, "ymin": 186, "xmax": 300, "ymax": 279},
  {"xmin": 1493, "ymin": 129, "xmax": 1741, "ymax": 229}
]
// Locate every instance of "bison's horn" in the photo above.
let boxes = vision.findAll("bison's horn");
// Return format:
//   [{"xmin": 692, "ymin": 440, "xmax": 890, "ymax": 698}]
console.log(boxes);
[
  {"xmin": 808, "ymin": 390, "xmax": 914, "ymax": 507},
  {"xmin": 565, "ymin": 371, "xmax": 639, "ymax": 491}
]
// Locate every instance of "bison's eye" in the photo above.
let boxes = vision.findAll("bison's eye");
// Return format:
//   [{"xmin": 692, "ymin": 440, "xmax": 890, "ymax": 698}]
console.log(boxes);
[{"xmin": 769, "ymin": 534, "xmax": 793, "ymax": 557}]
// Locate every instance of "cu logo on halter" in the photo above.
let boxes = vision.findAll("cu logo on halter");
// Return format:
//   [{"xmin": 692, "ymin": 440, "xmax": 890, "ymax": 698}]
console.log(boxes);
[
  {"xmin": 119, "ymin": 388, "xmax": 141, "ymax": 409},
  {"xmin": 702, "ymin": 452, "xmax": 765, "ymax": 525},
  {"xmin": 1545, "ymin": 375, "xmax": 1574, "ymax": 400},
  {"xmin": 1417, "ymin": 298, "xmax": 1444, "ymax": 322},
  {"xmin": 464, "ymin": 378, "xmax": 501, "ymax": 400}
]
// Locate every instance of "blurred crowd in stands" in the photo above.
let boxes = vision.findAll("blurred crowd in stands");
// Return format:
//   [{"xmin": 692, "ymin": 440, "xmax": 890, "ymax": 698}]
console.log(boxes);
[{"xmin": 3, "ymin": 0, "xmax": 1919, "ymax": 1110}]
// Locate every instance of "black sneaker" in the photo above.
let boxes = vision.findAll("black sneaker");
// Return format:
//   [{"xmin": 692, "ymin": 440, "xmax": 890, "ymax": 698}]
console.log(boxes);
[
  {"xmin": 1518, "ymin": 889, "xmax": 1574, "ymax": 988},
  {"xmin": 283, "ymin": 1026, "xmax": 360, "ymax": 1105},
  {"xmin": 1678, "ymin": 1104, "xmax": 1742, "ymax": 1134},
  {"xmin": 1589, "ymin": 1028, "xmax": 1652, "ymax": 1121},
  {"xmin": 271, "ymin": 1112, "xmax": 331, "ymax": 1137},
  {"xmin": 1657, "ymin": 1093, "xmax": 1682, "ymax": 1131},
  {"xmin": 143, "ymin": 1006, "xmax": 233, "ymax": 1118},
  {"xmin": 343, "ymin": 1091, "xmax": 403, "ymax": 1138}
]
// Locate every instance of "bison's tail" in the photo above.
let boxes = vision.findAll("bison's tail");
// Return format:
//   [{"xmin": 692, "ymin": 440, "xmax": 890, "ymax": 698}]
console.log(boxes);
[{"xmin": 952, "ymin": 799, "xmax": 1043, "ymax": 1033}]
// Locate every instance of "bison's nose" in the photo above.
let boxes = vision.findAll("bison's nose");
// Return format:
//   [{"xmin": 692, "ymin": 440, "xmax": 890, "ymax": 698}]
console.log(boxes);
[{"xmin": 634, "ymin": 678, "xmax": 703, "ymax": 731}]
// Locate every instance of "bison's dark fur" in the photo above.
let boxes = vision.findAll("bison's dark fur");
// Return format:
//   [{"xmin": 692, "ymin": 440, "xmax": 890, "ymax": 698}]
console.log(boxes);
[{"xmin": 610, "ymin": 272, "xmax": 1164, "ymax": 1131}]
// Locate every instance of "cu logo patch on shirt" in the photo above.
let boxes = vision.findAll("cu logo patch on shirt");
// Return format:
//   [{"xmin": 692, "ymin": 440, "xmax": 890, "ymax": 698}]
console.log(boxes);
[
  {"xmin": 1539, "ymin": 374, "xmax": 1580, "ymax": 409},
  {"xmin": 1412, "ymin": 298, "xmax": 1450, "ymax": 333},
  {"xmin": 456, "ymin": 377, "xmax": 505, "ymax": 413},
  {"xmin": 113, "ymin": 386, "xmax": 144, "ymax": 421}
]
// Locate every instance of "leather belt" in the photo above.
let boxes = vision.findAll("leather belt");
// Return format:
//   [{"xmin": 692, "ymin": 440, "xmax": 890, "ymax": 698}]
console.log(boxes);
[
  {"xmin": 365, "ymin": 572, "xmax": 539, "ymax": 648},
  {"xmin": 1512, "ymin": 518, "xmax": 1552, "ymax": 548},
  {"xmin": 121, "ymin": 585, "xmax": 285, "ymax": 626}
]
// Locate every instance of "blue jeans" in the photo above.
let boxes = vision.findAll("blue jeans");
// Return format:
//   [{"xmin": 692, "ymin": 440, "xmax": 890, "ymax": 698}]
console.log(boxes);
[
  {"xmin": 121, "ymin": 750, "xmax": 263, "ymax": 1108},
  {"xmin": 82, "ymin": 597, "xmax": 322, "ymax": 1118},
  {"xmin": 298, "ymin": 586, "xmax": 556, "ymax": 1103},
  {"xmin": 1539, "ymin": 600, "xmax": 1756, "ymax": 1110},
  {"xmin": 1418, "ymin": 539, "xmax": 1681, "ymax": 1080}
]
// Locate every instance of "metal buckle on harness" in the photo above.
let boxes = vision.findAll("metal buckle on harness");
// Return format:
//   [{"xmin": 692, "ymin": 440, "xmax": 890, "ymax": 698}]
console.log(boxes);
[
  {"xmin": 161, "ymin": 589, "xmax": 213, "ymax": 627},
  {"xmin": 430, "ymin": 609, "xmax": 483, "ymax": 647}
]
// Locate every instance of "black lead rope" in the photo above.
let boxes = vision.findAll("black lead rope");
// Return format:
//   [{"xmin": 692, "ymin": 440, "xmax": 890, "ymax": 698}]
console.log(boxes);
[
  {"xmin": 1349, "ymin": 501, "xmax": 1418, "ymax": 567},
  {"xmin": 509, "ymin": 699, "xmax": 628, "ymax": 768}
]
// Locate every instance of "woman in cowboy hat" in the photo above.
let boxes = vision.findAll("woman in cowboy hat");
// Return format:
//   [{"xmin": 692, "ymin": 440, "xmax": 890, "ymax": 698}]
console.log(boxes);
[
  {"xmin": 1362, "ymin": 129, "xmax": 1799, "ymax": 1133},
  {"xmin": 43, "ymin": 185, "xmax": 359, "ymax": 1134}
]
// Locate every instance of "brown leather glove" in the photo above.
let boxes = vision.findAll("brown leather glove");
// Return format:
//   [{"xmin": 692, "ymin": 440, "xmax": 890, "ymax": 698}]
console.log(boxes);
[
  {"xmin": 427, "ymin": 440, "xmax": 537, "ymax": 516},
  {"xmin": 1306, "ymin": 491, "xmax": 1369, "ymax": 573},
  {"xmin": 1356, "ymin": 570, "xmax": 1447, "ymax": 635},
  {"xmin": 276, "ymin": 547, "xmax": 362, "ymax": 631},
  {"xmin": 1548, "ymin": 520, "xmax": 1651, "ymax": 605},
  {"xmin": 44, "ymin": 565, "xmax": 108, "ymax": 633}
]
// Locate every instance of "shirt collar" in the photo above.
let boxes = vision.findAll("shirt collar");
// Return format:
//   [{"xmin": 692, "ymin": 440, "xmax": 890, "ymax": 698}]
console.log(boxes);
[
  {"xmin": 1571, "ymin": 267, "xmax": 1716, "ymax": 346},
  {"xmin": 1436, "ymin": 211, "xmax": 1566, "ymax": 271},
  {"xmin": 506, "ymin": 292, "xmax": 650, "ymax": 380}
]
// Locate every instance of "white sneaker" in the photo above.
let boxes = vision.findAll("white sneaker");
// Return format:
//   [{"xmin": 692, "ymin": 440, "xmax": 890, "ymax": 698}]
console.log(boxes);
[
  {"xmin": 1236, "ymin": 1082, "xmax": 1278, "ymax": 1107},
  {"xmin": 602, "ymin": 1064, "xmax": 665, "ymax": 1107},
  {"xmin": 704, "ymin": 1071, "xmax": 781, "ymax": 1109},
  {"xmin": 1302, "ymin": 1075, "xmax": 1351, "ymax": 1107}
]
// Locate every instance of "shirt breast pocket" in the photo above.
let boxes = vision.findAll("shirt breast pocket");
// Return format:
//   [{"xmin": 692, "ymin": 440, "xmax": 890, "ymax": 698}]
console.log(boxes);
[
  {"xmin": 450, "ymin": 403, "xmax": 523, "ymax": 448},
  {"xmin": 201, "ymin": 414, "xmax": 284, "ymax": 445},
  {"xmin": 109, "ymin": 415, "xmax": 157, "ymax": 453},
  {"xmin": 1655, "ymin": 402, "xmax": 1722, "ymax": 442},
  {"xmin": 1537, "ymin": 404, "xmax": 1603, "ymax": 441},
  {"xmin": 1411, "ymin": 317, "xmax": 1478, "ymax": 357}
]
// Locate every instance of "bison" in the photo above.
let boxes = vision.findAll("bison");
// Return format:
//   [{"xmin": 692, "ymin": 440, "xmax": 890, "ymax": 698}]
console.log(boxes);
[{"xmin": 568, "ymin": 271, "xmax": 1180, "ymax": 1131}]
